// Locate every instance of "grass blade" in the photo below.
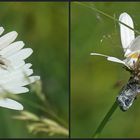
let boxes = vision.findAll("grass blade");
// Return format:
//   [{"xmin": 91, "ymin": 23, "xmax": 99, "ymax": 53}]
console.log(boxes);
[{"xmin": 93, "ymin": 101, "xmax": 118, "ymax": 138}]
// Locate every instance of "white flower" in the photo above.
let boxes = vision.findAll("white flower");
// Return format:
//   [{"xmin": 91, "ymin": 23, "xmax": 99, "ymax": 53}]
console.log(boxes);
[
  {"xmin": 91, "ymin": 12, "xmax": 140, "ymax": 69},
  {"xmin": 0, "ymin": 27, "xmax": 40, "ymax": 110}
]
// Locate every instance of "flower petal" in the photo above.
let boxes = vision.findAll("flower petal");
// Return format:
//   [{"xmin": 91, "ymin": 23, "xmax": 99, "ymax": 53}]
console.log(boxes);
[
  {"xmin": 8, "ymin": 87, "xmax": 29, "ymax": 94},
  {"xmin": 107, "ymin": 57, "xmax": 126, "ymax": 65},
  {"xmin": 0, "ymin": 27, "xmax": 4, "ymax": 36},
  {"xmin": 119, "ymin": 12, "xmax": 135, "ymax": 50},
  {"xmin": 11, "ymin": 60, "xmax": 25, "ymax": 69},
  {"xmin": 125, "ymin": 36, "xmax": 140, "ymax": 57},
  {"xmin": 124, "ymin": 49, "xmax": 132, "ymax": 57},
  {"xmin": 0, "ymin": 41, "xmax": 24, "ymax": 57},
  {"xmin": 0, "ymin": 76, "xmax": 40, "ymax": 88},
  {"xmin": 0, "ymin": 68, "xmax": 33, "ymax": 83},
  {"xmin": 0, "ymin": 86, "xmax": 29, "ymax": 94},
  {"xmin": 0, "ymin": 31, "xmax": 18, "ymax": 50},
  {"xmin": 0, "ymin": 98, "xmax": 23, "ymax": 110},
  {"xmin": 90, "ymin": 53, "xmax": 109, "ymax": 57},
  {"xmin": 8, "ymin": 48, "xmax": 33, "ymax": 61},
  {"xmin": 0, "ymin": 63, "xmax": 34, "ymax": 84},
  {"xmin": 91, "ymin": 52, "xmax": 124, "ymax": 63},
  {"xmin": 25, "ymin": 63, "xmax": 32, "ymax": 69}
]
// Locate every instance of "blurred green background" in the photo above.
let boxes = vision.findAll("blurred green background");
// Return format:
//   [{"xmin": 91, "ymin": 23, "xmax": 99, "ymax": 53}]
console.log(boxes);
[
  {"xmin": 71, "ymin": 2, "xmax": 140, "ymax": 138},
  {"xmin": 0, "ymin": 2, "xmax": 68, "ymax": 138}
]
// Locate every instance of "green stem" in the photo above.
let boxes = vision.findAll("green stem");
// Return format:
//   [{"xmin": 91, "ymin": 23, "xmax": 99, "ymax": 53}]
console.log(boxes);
[
  {"xmin": 93, "ymin": 101, "xmax": 118, "ymax": 138},
  {"xmin": 75, "ymin": 2, "xmax": 140, "ymax": 35}
]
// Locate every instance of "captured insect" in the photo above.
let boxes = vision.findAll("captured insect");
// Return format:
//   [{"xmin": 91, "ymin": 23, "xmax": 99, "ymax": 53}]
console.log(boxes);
[
  {"xmin": 91, "ymin": 12, "xmax": 140, "ymax": 111},
  {"xmin": 117, "ymin": 56, "xmax": 140, "ymax": 111}
]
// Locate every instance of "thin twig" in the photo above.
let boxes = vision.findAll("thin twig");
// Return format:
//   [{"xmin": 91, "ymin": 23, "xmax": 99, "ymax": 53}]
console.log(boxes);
[{"xmin": 75, "ymin": 2, "xmax": 140, "ymax": 35}]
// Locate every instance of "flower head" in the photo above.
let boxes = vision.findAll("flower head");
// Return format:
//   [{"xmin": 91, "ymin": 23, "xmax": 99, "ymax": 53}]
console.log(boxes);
[
  {"xmin": 91, "ymin": 12, "xmax": 140, "ymax": 111},
  {"xmin": 0, "ymin": 27, "xmax": 40, "ymax": 110},
  {"xmin": 91, "ymin": 12, "xmax": 140, "ymax": 70}
]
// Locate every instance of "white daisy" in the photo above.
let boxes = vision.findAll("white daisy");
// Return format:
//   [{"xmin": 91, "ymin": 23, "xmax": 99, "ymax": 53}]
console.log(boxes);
[
  {"xmin": 91, "ymin": 12, "xmax": 140, "ymax": 70},
  {"xmin": 0, "ymin": 27, "xmax": 40, "ymax": 110}
]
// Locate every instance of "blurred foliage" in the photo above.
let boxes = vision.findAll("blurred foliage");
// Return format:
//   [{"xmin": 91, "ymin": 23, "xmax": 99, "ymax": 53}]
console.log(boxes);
[
  {"xmin": 13, "ymin": 81, "xmax": 68, "ymax": 137},
  {"xmin": 71, "ymin": 2, "xmax": 140, "ymax": 138},
  {"xmin": 0, "ymin": 2, "xmax": 68, "ymax": 138},
  {"xmin": 13, "ymin": 111, "xmax": 68, "ymax": 136}
]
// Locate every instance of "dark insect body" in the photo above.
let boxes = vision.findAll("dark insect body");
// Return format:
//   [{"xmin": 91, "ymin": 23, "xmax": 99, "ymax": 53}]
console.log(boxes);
[{"xmin": 117, "ymin": 56, "xmax": 140, "ymax": 111}]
